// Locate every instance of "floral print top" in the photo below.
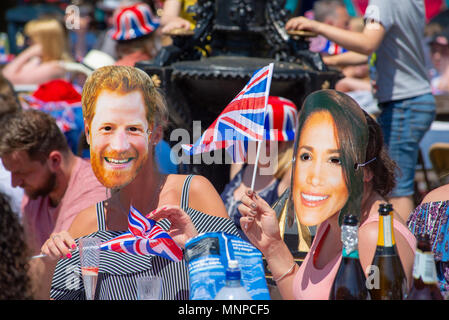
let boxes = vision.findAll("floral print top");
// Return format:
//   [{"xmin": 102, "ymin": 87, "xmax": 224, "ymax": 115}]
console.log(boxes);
[{"xmin": 408, "ymin": 200, "xmax": 449, "ymax": 296}]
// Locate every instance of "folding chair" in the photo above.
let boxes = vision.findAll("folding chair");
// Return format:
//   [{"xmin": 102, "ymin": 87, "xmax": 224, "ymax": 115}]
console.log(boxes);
[{"xmin": 429, "ymin": 142, "xmax": 449, "ymax": 185}]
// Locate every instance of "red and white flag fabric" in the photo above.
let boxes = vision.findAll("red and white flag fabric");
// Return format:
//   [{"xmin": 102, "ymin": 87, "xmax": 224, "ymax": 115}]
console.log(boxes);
[{"xmin": 100, "ymin": 206, "xmax": 183, "ymax": 262}]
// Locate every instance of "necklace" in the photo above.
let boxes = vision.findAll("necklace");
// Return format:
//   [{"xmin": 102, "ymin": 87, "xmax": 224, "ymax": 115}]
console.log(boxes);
[{"xmin": 115, "ymin": 174, "xmax": 167, "ymax": 216}]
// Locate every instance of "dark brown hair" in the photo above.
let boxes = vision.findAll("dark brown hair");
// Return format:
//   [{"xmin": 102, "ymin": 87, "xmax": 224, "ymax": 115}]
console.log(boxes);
[
  {"xmin": 0, "ymin": 109, "xmax": 69, "ymax": 163},
  {"xmin": 0, "ymin": 74, "xmax": 21, "ymax": 118},
  {"xmin": 363, "ymin": 111, "xmax": 398, "ymax": 197},
  {"xmin": 0, "ymin": 192, "xmax": 32, "ymax": 299}
]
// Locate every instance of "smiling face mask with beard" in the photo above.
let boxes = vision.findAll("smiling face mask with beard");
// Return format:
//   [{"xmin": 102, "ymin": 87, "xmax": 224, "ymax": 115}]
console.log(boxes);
[{"xmin": 87, "ymin": 89, "xmax": 151, "ymax": 190}]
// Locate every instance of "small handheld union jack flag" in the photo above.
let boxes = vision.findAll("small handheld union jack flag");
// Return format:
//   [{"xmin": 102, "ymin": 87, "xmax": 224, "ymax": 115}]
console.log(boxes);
[
  {"xmin": 100, "ymin": 206, "xmax": 183, "ymax": 262},
  {"xmin": 182, "ymin": 63, "xmax": 274, "ymax": 163}
]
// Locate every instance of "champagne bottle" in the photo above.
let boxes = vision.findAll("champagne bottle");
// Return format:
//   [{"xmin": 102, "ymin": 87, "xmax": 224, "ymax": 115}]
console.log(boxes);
[
  {"xmin": 406, "ymin": 233, "xmax": 444, "ymax": 300},
  {"xmin": 329, "ymin": 215, "xmax": 371, "ymax": 300},
  {"xmin": 369, "ymin": 203, "xmax": 407, "ymax": 300}
]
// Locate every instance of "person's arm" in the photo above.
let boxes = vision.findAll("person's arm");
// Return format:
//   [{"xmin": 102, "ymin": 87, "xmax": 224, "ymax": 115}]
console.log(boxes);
[
  {"xmin": 2, "ymin": 44, "xmax": 42, "ymax": 84},
  {"xmin": 323, "ymin": 51, "xmax": 369, "ymax": 67},
  {"xmin": 160, "ymin": 0, "xmax": 191, "ymax": 33},
  {"xmin": 147, "ymin": 205, "xmax": 199, "ymax": 248},
  {"xmin": 420, "ymin": 184, "xmax": 449, "ymax": 204},
  {"xmin": 161, "ymin": 0, "xmax": 182, "ymax": 26},
  {"xmin": 28, "ymin": 256, "xmax": 57, "ymax": 299},
  {"xmin": 187, "ymin": 175, "xmax": 230, "ymax": 219},
  {"xmin": 286, "ymin": 17, "xmax": 385, "ymax": 56},
  {"xmin": 3, "ymin": 54, "xmax": 65, "ymax": 85},
  {"xmin": 239, "ymin": 189, "xmax": 298, "ymax": 299},
  {"xmin": 29, "ymin": 206, "xmax": 95, "ymax": 299}
]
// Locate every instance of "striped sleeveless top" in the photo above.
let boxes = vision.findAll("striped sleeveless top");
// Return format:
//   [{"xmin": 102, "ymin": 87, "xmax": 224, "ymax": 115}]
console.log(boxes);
[{"xmin": 50, "ymin": 175, "xmax": 240, "ymax": 300}]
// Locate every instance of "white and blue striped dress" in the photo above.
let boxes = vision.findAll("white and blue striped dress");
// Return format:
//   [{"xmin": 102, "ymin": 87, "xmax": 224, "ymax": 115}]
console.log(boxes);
[{"xmin": 50, "ymin": 175, "xmax": 240, "ymax": 300}]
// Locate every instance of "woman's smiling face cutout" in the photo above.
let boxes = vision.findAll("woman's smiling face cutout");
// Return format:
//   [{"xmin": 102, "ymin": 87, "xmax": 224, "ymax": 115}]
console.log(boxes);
[{"xmin": 293, "ymin": 110, "xmax": 349, "ymax": 226}]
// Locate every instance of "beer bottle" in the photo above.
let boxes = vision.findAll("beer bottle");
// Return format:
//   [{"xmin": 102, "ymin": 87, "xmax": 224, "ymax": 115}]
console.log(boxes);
[
  {"xmin": 369, "ymin": 203, "xmax": 407, "ymax": 300},
  {"xmin": 329, "ymin": 215, "xmax": 371, "ymax": 300},
  {"xmin": 406, "ymin": 233, "xmax": 444, "ymax": 300}
]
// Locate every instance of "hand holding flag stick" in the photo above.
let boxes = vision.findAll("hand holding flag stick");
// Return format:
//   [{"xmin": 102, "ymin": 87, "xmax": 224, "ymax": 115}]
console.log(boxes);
[
  {"xmin": 147, "ymin": 205, "xmax": 199, "ymax": 248},
  {"xmin": 250, "ymin": 63, "xmax": 274, "ymax": 190},
  {"xmin": 100, "ymin": 205, "xmax": 187, "ymax": 262},
  {"xmin": 33, "ymin": 206, "xmax": 190, "ymax": 262}
]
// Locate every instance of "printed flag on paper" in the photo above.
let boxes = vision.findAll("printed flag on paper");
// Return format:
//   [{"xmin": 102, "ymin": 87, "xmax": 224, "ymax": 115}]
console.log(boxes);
[
  {"xmin": 100, "ymin": 206, "xmax": 183, "ymax": 262},
  {"xmin": 182, "ymin": 63, "xmax": 274, "ymax": 162}
]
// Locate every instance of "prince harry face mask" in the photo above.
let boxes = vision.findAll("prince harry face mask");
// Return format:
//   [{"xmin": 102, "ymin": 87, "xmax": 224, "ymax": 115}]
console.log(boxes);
[{"xmin": 87, "ymin": 89, "xmax": 151, "ymax": 189}]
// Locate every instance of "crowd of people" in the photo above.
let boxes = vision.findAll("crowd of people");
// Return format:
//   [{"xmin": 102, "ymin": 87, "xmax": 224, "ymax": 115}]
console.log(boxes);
[{"xmin": 0, "ymin": 0, "xmax": 448, "ymax": 300}]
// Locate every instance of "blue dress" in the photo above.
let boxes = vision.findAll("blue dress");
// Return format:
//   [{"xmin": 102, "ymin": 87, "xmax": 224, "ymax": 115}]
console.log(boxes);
[{"xmin": 408, "ymin": 200, "xmax": 449, "ymax": 296}]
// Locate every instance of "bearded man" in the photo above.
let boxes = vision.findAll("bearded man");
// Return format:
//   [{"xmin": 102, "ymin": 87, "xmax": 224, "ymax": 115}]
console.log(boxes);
[{"xmin": 0, "ymin": 109, "xmax": 106, "ymax": 255}]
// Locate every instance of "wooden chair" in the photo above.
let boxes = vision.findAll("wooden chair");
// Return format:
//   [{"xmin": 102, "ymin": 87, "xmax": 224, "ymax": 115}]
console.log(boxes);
[{"xmin": 429, "ymin": 142, "xmax": 449, "ymax": 185}]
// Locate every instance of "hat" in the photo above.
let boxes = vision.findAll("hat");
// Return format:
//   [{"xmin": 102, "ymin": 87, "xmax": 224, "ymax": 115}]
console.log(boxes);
[
  {"xmin": 62, "ymin": 50, "xmax": 116, "ymax": 76},
  {"xmin": 32, "ymin": 79, "xmax": 81, "ymax": 103},
  {"xmin": 264, "ymin": 96, "xmax": 298, "ymax": 141},
  {"xmin": 111, "ymin": 2, "xmax": 160, "ymax": 41}
]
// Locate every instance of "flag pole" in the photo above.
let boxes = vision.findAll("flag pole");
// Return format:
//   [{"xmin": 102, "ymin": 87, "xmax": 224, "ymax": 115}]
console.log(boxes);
[{"xmin": 251, "ymin": 63, "xmax": 274, "ymax": 191}]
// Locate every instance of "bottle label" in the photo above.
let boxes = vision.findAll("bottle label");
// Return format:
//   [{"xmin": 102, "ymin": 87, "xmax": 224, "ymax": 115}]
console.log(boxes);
[
  {"xmin": 378, "ymin": 214, "xmax": 395, "ymax": 247},
  {"xmin": 413, "ymin": 249, "xmax": 438, "ymax": 284}
]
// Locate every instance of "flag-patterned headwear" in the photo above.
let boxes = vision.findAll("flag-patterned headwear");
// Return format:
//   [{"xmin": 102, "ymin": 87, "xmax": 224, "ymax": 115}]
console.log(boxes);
[
  {"xmin": 100, "ymin": 206, "xmax": 183, "ymax": 262},
  {"xmin": 264, "ymin": 96, "xmax": 297, "ymax": 141},
  {"xmin": 182, "ymin": 63, "xmax": 274, "ymax": 162},
  {"xmin": 112, "ymin": 2, "xmax": 160, "ymax": 41}
]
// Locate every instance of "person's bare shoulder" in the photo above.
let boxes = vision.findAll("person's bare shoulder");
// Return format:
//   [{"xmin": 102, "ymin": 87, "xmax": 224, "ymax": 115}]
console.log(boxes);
[
  {"xmin": 170, "ymin": 174, "xmax": 229, "ymax": 219},
  {"xmin": 68, "ymin": 204, "xmax": 99, "ymax": 238},
  {"xmin": 421, "ymin": 184, "xmax": 449, "ymax": 204}
]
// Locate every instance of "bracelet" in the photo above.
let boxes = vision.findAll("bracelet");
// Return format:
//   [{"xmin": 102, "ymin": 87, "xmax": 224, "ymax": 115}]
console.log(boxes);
[{"xmin": 272, "ymin": 262, "xmax": 296, "ymax": 282}]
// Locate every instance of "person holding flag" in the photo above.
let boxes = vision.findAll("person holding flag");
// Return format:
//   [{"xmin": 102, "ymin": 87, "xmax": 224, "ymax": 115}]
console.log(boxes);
[
  {"xmin": 238, "ymin": 90, "xmax": 415, "ymax": 300},
  {"xmin": 182, "ymin": 62, "xmax": 278, "ymax": 241},
  {"xmin": 35, "ymin": 66, "xmax": 240, "ymax": 300},
  {"xmin": 220, "ymin": 96, "xmax": 298, "ymax": 241}
]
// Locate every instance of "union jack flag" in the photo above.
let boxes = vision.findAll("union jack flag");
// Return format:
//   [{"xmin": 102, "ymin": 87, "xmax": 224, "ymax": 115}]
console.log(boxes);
[
  {"xmin": 112, "ymin": 3, "xmax": 160, "ymax": 41},
  {"xmin": 322, "ymin": 40, "xmax": 348, "ymax": 55},
  {"xmin": 182, "ymin": 63, "xmax": 274, "ymax": 162},
  {"xmin": 100, "ymin": 206, "xmax": 183, "ymax": 262}
]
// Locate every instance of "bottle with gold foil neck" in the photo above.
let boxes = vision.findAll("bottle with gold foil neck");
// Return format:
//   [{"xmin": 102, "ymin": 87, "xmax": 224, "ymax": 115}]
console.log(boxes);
[
  {"xmin": 406, "ymin": 233, "xmax": 444, "ymax": 300},
  {"xmin": 368, "ymin": 203, "xmax": 407, "ymax": 300}
]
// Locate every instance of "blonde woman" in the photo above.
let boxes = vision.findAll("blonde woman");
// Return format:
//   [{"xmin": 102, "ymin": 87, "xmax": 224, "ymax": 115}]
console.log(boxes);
[
  {"xmin": 220, "ymin": 96, "xmax": 298, "ymax": 240},
  {"xmin": 2, "ymin": 18, "xmax": 71, "ymax": 85}
]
